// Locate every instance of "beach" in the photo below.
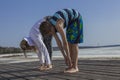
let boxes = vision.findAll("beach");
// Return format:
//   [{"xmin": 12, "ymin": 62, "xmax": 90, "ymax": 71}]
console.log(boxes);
[{"xmin": 0, "ymin": 47, "xmax": 120, "ymax": 80}]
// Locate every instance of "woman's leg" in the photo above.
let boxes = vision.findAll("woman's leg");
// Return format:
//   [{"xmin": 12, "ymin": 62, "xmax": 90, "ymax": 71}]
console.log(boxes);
[
  {"xmin": 35, "ymin": 38, "xmax": 51, "ymax": 65},
  {"xmin": 43, "ymin": 35, "xmax": 53, "ymax": 60},
  {"xmin": 33, "ymin": 37, "xmax": 52, "ymax": 70},
  {"xmin": 30, "ymin": 34, "xmax": 51, "ymax": 65}
]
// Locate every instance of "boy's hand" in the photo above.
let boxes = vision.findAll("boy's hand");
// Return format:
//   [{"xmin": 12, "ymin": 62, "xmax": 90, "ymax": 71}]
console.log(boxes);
[{"xmin": 65, "ymin": 57, "xmax": 69, "ymax": 66}]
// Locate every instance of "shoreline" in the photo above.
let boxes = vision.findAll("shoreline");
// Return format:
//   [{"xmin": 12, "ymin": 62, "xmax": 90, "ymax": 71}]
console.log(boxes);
[
  {"xmin": 1, "ymin": 53, "xmax": 120, "ymax": 64},
  {"xmin": 1, "ymin": 46, "xmax": 120, "ymax": 64},
  {"xmin": 1, "ymin": 53, "xmax": 120, "ymax": 59}
]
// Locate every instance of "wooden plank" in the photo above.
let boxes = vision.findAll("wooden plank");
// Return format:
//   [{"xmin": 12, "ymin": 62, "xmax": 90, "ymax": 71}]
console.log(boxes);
[{"xmin": 0, "ymin": 60, "xmax": 120, "ymax": 80}]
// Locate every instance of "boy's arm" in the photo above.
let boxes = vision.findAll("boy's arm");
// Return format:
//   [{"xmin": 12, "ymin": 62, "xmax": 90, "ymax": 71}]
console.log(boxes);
[
  {"xmin": 51, "ymin": 26, "xmax": 67, "ymax": 60},
  {"xmin": 55, "ymin": 19, "xmax": 72, "ymax": 67}
]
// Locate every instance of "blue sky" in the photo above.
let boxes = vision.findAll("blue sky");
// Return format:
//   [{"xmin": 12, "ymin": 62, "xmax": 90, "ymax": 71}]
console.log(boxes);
[{"xmin": 0, "ymin": 0, "xmax": 120, "ymax": 47}]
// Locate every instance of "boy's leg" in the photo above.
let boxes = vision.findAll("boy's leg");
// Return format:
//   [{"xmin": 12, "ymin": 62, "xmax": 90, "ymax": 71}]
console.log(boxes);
[
  {"xmin": 71, "ymin": 43, "xmax": 79, "ymax": 70},
  {"xmin": 68, "ymin": 43, "xmax": 73, "ymax": 65},
  {"xmin": 64, "ymin": 43, "xmax": 79, "ymax": 73},
  {"xmin": 69, "ymin": 43, "xmax": 79, "ymax": 70}
]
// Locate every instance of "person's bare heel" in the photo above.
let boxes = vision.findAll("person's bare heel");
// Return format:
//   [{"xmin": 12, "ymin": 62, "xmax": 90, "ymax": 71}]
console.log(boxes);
[
  {"xmin": 64, "ymin": 68, "xmax": 79, "ymax": 73},
  {"xmin": 38, "ymin": 64, "xmax": 46, "ymax": 71},
  {"xmin": 45, "ymin": 64, "xmax": 52, "ymax": 70}
]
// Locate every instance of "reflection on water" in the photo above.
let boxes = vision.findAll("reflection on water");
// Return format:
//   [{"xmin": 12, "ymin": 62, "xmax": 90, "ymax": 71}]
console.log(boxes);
[
  {"xmin": 27, "ymin": 46, "xmax": 120, "ymax": 58},
  {"xmin": 0, "ymin": 46, "xmax": 120, "ymax": 64}
]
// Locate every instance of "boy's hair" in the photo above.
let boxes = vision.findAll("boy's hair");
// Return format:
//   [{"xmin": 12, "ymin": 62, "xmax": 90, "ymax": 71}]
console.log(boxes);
[
  {"xmin": 44, "ymin": 16, "xmax": 52, "ymax": 21},
  {"xmin": 39, "ymin": 21, "xmax": 52, "ymax": 36},
  {"xmin": 39, "ymin": 16, "xmax": 52, "ymax": 36}
]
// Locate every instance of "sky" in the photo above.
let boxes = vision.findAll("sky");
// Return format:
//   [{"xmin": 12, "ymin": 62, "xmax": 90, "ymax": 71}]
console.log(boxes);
[{"xmin": 0, "ymin": 0, "xmax": 120, "ymax": 47}]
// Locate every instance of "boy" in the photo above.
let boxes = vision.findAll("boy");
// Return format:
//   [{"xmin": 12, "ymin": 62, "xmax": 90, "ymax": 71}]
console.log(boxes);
[{"xmin": 40, "ymin": 9, "xmax": 83, "ymax": 73}]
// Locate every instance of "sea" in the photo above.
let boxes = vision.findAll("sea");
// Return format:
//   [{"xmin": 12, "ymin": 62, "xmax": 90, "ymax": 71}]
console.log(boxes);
[
  {"xmin": 29, "ymin": 46, "xmax": 120, "ymax": 59},
  {"xmin": 1, "ymin": 46, "xmax": 120, "ymax": 64}
]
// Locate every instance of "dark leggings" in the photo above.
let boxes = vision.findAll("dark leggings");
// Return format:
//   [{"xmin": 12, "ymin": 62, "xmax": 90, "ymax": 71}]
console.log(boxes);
[{"xmin": 43, "ymin": 35, "xmax": 53, "ymax": 60}]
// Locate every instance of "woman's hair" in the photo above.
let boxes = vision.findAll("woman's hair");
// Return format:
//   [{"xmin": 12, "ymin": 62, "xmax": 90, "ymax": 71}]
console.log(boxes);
[{"xmin": 20, "ymin": 39, "xmax": 29, "ymax": 50}]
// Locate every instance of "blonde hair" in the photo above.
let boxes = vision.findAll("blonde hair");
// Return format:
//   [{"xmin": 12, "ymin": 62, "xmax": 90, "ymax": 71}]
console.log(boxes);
[
  {"xmin": 20, "ymin": 39, "xmax": 28, "ymax": 50},
  {"xmin": 20, "ymin": 39, "xmax": 37, "ymax": 52}
]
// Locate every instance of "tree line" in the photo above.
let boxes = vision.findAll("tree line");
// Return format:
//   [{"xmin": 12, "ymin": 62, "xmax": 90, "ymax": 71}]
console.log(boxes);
[
  {"xmin": 0, "ymin": 46, "xmax": 60, "ymax": 54},
  {"xmin": 0, "ymin": 46, "xmax": 22, "ymax": 54}
]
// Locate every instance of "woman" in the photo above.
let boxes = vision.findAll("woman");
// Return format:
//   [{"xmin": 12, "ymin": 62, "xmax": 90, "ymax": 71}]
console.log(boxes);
[
  {"xmin": 20, "ymin": 16, "xmax": 53, "ymax": 70},
  {"xmin": 40, "ymin": 8, "xmax": 83, "ymax": 73}
]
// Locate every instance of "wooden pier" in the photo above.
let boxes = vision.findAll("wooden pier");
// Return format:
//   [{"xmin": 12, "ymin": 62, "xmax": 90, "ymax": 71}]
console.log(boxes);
[{"xmin": 0, "ymin": 59, "xmax": 120, "ymax": 80}]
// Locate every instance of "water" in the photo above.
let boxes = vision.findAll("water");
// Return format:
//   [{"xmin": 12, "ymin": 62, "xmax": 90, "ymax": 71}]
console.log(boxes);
[
  {"xmin": 28, "ymin": 46, "xmax": 120, "ymax": 58},
  {"xmin": 1, "ymin": 46, "xmax": 120, "ymax": 64}
]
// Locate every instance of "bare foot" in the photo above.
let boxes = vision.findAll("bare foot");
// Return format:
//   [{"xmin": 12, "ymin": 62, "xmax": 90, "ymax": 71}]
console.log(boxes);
[
  {"xmin": 38, "ymin": 65, "xmax": 46, "ymax": 71},
  {"xmin": 38, "ymin": 64, "xmax": 52, "ymax": 71},
  {"xmin": 65, "ymin": 67, "xmax": 72, "ymax": 70},
  {"xmin": 64, "ymin": 68, "xmax": 79, "ymax": 73},
  {"xmin": 45, "ymin": 64, "xmax": 52, "ymax": 70}
]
